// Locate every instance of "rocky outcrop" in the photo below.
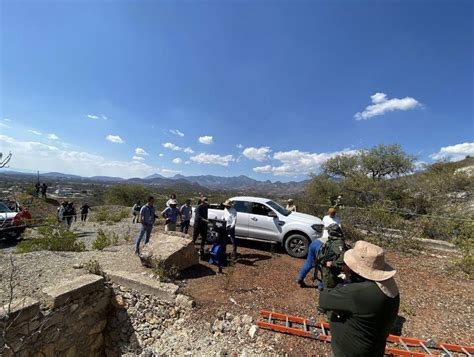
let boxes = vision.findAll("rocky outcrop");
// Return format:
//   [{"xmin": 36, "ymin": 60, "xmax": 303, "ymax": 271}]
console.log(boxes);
[{"xmin": 139, "ymin": 232, "xmax": 199, "ymax": 271}]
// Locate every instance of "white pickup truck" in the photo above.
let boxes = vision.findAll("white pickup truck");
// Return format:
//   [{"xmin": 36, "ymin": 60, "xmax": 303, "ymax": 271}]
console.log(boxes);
[{"xmin": 192, "ymin": 196, "xmax": 324, "ymax": 258}]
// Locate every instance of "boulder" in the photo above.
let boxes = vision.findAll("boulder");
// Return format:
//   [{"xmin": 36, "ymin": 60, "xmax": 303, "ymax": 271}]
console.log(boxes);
[{"xmin": 139, "ymin": 232, "xmax": 199, "ymax": 271}]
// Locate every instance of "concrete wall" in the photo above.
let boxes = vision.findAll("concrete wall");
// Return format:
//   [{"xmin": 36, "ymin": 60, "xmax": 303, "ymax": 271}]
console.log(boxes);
[{"xmin": 0, "ymin": 272, "xmax": 189, "ymax": 357}]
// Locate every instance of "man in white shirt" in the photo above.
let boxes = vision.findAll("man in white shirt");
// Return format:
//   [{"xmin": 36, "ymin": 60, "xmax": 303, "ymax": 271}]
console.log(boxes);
[
  {"xmin": 223, "ymin": 199, "xmax": 238, "ymax": 258},
  {"xmin": 286, "ymin": 199, "xmax": 297, "ymax": 212},
  {"xmin": 321, "ymin": 207, "xmax": 341, "ymax": 243}
]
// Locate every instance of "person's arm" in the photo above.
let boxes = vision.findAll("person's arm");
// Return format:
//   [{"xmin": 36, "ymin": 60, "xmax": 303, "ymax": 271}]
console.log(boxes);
[
  {"xmin": 230, "ymin": 210, "xmax": 237, "ymax": 229},
  {"xmin": 319, "ymin": 285, "xmax": 356, "ymax": 313},
  {"xmin": 161, "ymin": 208, "xmax": 168, "ymax": 219}
]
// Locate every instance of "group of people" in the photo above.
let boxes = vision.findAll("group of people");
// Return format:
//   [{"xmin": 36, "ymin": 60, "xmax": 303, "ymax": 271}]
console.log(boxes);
[
  {"xmin": 34, "ymin": 182, "xmax": 48, "ymax": 198},
  {"xmin": 296, "ymin": 207, "xmax": 400, "ymax": 357},
  {"xmin": 57, "ymin": 201, "xmax": 92, "ymax": 228},
  {"xmin": 134, "ymin": 194, "xmax": 238, "ymax": 265}
]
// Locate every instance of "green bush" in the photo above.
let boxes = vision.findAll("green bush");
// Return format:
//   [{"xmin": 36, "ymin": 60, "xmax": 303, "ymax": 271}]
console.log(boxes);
[
  {"xmin": 152, "ymin": 258, "xmax": 179, "ymax": 282},
  {"xmin": 85, "ymin": 259, "xmax": 106, "ymax": 277},
  {"xmin": 16, "ymin": 216, "xmax": 85, "ymax": 253},
  {"xmin": 451, "ymin": 222, "xmax": 474, "ymax": 279},
  {"xmin": 104, "ymin": 184, "xmax": 150, "ymax": 206},
  {"xmin": 92, "ymin": 229, "xmax": 119, "ymax": 250},
  {"xmin": 93, "ymin": 207, "xmax": 129, "ymax": 223}
]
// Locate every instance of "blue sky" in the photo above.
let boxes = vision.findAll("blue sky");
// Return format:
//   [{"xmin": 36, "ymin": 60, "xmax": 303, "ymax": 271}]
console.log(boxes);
[{"xmin": 1, "ymin": 0, "xmax": 473, "ymax": 180}]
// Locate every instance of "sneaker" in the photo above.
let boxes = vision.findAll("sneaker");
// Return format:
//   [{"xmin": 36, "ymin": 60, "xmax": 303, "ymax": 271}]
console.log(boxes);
[{"xmin": 297, "ymin": 280, "xmax": 307, "ymax": 288}]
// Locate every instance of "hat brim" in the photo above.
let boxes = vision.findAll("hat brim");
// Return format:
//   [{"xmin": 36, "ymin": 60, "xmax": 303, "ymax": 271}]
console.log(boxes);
[
  {"xmin": 344, "ymin": 248, "xmax": 396, "ymax": 282},
  {"xmin": 376, "ymin": 278, "xmax": 399, "ymax": 298}
]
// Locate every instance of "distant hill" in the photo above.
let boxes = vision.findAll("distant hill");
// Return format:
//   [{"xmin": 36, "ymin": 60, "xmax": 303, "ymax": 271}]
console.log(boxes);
[{"xmin": 2, "ymin": 170, "xmax": 309, "ymax": 196}]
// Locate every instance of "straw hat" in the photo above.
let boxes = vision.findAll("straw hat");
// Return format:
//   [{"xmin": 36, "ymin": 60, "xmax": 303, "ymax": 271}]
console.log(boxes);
[
  {"xmin": 224, "ymin": 199, "xmax": 233, "ymax": 207},
  {"xmin": 344, "ymin": 241, "xmax": 396, "ymax": 282},
  {"xmin": 344, "ymin": 241, "xmax": 398, "ymax": 297},
  {"xmin": 287, "ymin": 199, "xmax": 294, "ymax": 203}
]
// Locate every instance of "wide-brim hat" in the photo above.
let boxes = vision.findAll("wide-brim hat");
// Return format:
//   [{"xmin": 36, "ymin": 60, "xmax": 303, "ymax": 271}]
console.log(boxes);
[
  {"xmin": 224, "ymin": 199, "xmax": 233, "ymax": 206},
  {"xmin": 169, "ymin": 199, "xmax": 178, "ymax": 205},
  {"xmin": 344, "ymin": 240, "xmax": 396, "ymax": 282},
  {"xmin": 287, "ymin": 199, "xmax": 294, "ymax": 203}
]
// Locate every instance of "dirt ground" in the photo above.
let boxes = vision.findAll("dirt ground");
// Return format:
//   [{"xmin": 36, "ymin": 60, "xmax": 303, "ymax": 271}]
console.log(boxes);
[
  {"xmin": 1, "ymin": 217, "xmax": 473, "ymax": 355},
  {"xmin": 182, "ymin": 240, "xmax": 474, "ymax": 355}
]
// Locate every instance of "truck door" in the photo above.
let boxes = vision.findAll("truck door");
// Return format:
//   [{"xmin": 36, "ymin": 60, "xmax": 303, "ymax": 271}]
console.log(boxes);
[
  {"xmin": 248, "ymin": 202, "xmax": 282, "ymax": 241},
  {"xmin": 232, "ymin": 200, "xmax": 250, "ymax": 238}
]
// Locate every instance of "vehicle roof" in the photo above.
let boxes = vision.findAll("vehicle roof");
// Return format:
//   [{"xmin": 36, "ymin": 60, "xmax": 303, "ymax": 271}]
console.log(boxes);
[{"xmin": 230, "ymin": 196, "xmax": 273, "ymax": 204}]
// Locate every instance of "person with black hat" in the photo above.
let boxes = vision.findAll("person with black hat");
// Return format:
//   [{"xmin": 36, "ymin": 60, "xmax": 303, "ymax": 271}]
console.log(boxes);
[{"xmin": 319, "ymin": 240, "xmax": 400, "ymax": 357}]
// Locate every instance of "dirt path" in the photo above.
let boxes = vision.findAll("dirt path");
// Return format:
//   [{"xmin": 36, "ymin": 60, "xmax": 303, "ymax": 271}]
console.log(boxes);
[{"xmin": 183, "ymin": 241, "xmax": 474, "ymax": 355}]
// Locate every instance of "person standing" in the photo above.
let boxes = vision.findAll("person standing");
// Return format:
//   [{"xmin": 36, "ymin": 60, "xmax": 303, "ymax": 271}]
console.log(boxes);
[
  {"xmin": 65, "ymin": 202, "xmax": 76, "ymax": 229},
  {"xmin": 286, "ymin": 199, "xmax": 297, "ymax": 212},
  {"xmin": 319, "ymin": 223, "xmax": 347, "ymax": 289},
  {"xmin": 296, "ymin": 238, "xmax": 323, "ymax": 288},
  {"xmin": 135, "ymin": 196, "xmax": 157, "ymax": 255},
  {"xmin": 322, "ymin": 207, "xmax": 341, "ymax": 243},
  {"xmin": 34, "ymin": 182, "xmax": 41, "ymax": 197},
  {"xmin": 162, "ymin": 199, "xmax": 180, "ymax": 231},
  {"xmin": 80, "ymin": 203, "xmax": 92, "ymax": 221},
  {"xmin": 192, "ymin": 196, "xmax": 209, "ymax": 257},
  {"xmin": 132, "ymin": 201, "xmax": 142, "ymax": 223},
  {"xmin": 57, "ymin": 201, "xmax": 68, "ymax": 226},
  {"xmin": 40, "ymin": 183, "xmax": 48, "ymax": 199},
  {"xmin": 222, "ymin": 200, "xmax": 238, "ymax": 258},
  {"xmin": 166, "ymin": 193, "xmax": 178, "ymax": 207},
  {"xmin": 319, "ymin": 241, "xmax": 400, "ymax": 357},
  {"xmin": 179, "ymin": 199, "xmax": 192, "ymax": 234}
]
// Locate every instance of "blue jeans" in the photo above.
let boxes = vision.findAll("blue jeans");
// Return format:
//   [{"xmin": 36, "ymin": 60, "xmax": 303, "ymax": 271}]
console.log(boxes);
[
  {"xmin": 180, "ymin": 220, "xmax": 190, "ymax": 234},
  {"xmin": 135, "ymin": 224, "xmax": 153, "ymax": 253},
  {"xmin": 297, "ymin": 239, "xmax": 322, "ymax": 282}
]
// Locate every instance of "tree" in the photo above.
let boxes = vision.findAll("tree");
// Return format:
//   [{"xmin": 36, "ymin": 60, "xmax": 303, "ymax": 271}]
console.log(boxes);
[
  {"xmin": 0, "ymin": 152, "xmax": 12, "ymax": 168},
  {"xmin": 360, "ymin": 144, "xmax": 415, "ymax": 180},
  {"xmin": 322, "ymin": 144, "xmax": 415, "ymax": 180}
]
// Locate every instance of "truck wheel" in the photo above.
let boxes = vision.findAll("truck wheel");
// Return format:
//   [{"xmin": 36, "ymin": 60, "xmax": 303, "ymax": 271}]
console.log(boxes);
[{"xmin": 284, "ymin": 234, "xmax": 309, "ymax": 258}]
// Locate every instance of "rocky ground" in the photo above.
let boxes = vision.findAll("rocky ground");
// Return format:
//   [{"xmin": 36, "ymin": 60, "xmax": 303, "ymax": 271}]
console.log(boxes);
[{"xmin": 1, "ymin": 216, "xmax": 473, "ymax": 355}]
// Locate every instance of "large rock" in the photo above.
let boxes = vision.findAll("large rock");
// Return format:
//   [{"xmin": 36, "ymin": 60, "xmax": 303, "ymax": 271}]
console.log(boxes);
[{"xmin": 139, "ymin": 232, "xmax": 199, "ymax": 271}]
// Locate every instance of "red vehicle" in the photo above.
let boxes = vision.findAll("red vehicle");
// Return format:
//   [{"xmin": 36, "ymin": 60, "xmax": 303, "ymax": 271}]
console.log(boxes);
[{"xmin": 0, "ymin": 201, "xmax": 32, "ymax": 242}]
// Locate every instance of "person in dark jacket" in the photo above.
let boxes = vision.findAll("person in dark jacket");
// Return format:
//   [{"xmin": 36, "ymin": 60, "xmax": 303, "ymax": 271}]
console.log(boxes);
[
  {"xmin": 192, "ymin": 196, "xmax": 209, "ymax": 257},
  {"xmin": 320, "ymin": 223, "xmax": 347, "ymax": 289},
  {"xmin": 319, "ymin": 240, "xmax": 400, "ymax": 357},
  {"xmin": 80, "ymin": 203, "xmax": 92, "ymax": 221}
]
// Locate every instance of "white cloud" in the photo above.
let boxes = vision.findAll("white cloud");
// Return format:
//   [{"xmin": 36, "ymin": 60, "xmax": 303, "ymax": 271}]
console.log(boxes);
[
  {"xmin": 0, "ymin": 134, "xmax": 156, "ymax": 178},
  {"xmin": 236, "ymin": 144, "xmax": 243, "ymax": 149},
  {"xmin": 253, "ymin": 165, "xmax": 273, "ymax": 173},
  {"xmin": 135, "ymin": 147, "xmax": 149, "ymax": 156},
  {"xmin": 198, "ymin": 136, "xmax": 213, "ymax": 145},
  {"xmin": 354, "ymin": 92, "xmax": 421, "ymax": 120},
  {"xmin": 132, "ymin": 155, "xmax": 145, "ymax": 161},
  {"xmin": 86, "ymin": 114, "xmax": 107, "ymax": 120},
  {"xmin": 28, "ymin": 130, "xmax": 42, "ymax": 136},
  {"xmin": 3, "ymin": 118, "xmax": 12, "ymax": 122},
  {"xmin": 106, "ymin": 135, "xmax": 124, "ymax": 144},
  {"xmin": 243, "ymin": 146, "xmax": 272, "ymax": 161},
  {"xmin": 184, "ymin": 161, "xmax": 191, "ymax": 165},
  {"xmin": 86, "ymin": 114, "xmax": 99, "ymax": 120},
  {"xmin": 160, "ymin": 168, "xmax": 181, "ymax": 176},
  {"xmin": 158, "ymin": 153, "xmax": 164, "ymax": 157},
  {"xmin": 170, "ymin": 129, "xmax": 184, "ymax": 137},
  {"xmin": 101, "ymin": 114, "xmax": 108, "ymax": 120},
  {"xmin": 47, "ymin": 133, "xmax": 59, "ymax": 140},
  {"xmin": 430, "ymin": 142, "xmax": 474, "ymax": 161},
  {"xmin": 163, "ymin": 142, "xmax": 182, "ymax": 151},
  {"xmin": 0, "ymin": 122, "xmax": 11, "ymax": 129},
  {"xmin": 172, "ymin": 157, "xmax": 183, "ymax": 164},
  {"xmin": 190, "ymin": 153, "xmax": 234, "ymax": 166},
  {"xmin": 253, "ymin": 149, "xmax": 358, "ymax": 176},
  {"xmin": 183, "ymin": 147, "xmax": 194, "ymax": 154}
]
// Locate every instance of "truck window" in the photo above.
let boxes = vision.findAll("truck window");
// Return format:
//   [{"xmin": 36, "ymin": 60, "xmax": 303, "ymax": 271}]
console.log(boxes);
[
  {"xmin": 251, "ymin": 202, "xmax": 272, "ymax": 216},
  {"xmin": 233, "ymin": 201, "xmax": 250, "ymax": 213}
]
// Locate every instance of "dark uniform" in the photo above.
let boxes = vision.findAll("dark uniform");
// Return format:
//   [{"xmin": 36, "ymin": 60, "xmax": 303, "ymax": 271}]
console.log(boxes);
[
  {"xmin": 319, "ymin": 224, "xmax": 346, "ymax": 288},
  {"xmin": 192, "ymin": 202, "xmax": 208, "ymax": 253},
  {"xmin": 319, "ymin": 280, "xmax": 400, "ymax": 356}
]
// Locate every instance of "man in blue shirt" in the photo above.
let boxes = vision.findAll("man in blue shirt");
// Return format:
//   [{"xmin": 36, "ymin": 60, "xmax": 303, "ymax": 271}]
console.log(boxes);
[
  {"xmin": 179, "ymin": 199, "xmax": 192, "ymax": 234},
  {"xmin": 161, "ymin": 199, "xmax": 180, "ymax": 231},
  {"xmin": 135, "ymin": 196, "xmax": 157, "ymax": 255}
]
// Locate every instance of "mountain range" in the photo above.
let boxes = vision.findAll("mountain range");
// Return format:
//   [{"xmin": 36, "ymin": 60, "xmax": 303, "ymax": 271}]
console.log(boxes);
[{"xmin": 2, "ymin": 170, "xmax": 309, "ymax": 195}]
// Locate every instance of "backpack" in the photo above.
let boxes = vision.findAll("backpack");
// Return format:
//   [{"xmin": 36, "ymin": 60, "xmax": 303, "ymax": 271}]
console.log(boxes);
[
  {"xmin": 315, "ymin": 237, "xmax": 350, "ymax": 267},
  {"xmin": 133, "ymin": 204, "xmax": 141, "ymax": 212}
]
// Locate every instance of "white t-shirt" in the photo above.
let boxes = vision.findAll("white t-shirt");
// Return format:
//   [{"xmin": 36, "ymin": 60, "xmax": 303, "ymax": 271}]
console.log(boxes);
[
  {"xmin": 223, "ymin": 207, "xmax": 237, "ymax": 229},
  {"xmin": 321, "ymin": 215, "xmax": 341, "ymax": 242}
]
